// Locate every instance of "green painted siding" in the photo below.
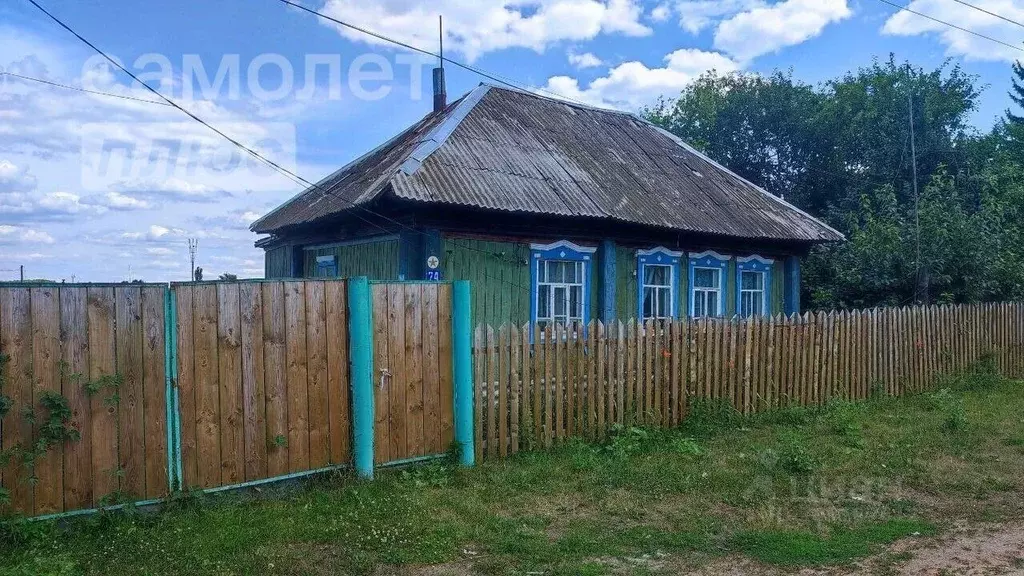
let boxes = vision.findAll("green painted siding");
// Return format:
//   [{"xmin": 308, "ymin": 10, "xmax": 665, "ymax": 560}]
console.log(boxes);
[
  {"xmin": 771, "ymin": 261, "xmax": 785, "ymax": 315},
  {"xmin": 303, "ymin": 239, "xmax": 400, "ymax": 280},
  {"xmin": 725, "ymin": 263, "xmax": 737, "ymax": 317},
  {"xmin": 264, "ymin": 246, "xmax": 290, "ymax": 279},
  {"xmin": 615, "ymin": 245, "xmax": 637, "ymax": 320},
  {"xmin": 443, "ymin": 237, "xmax": 531, "ymax": 327}
]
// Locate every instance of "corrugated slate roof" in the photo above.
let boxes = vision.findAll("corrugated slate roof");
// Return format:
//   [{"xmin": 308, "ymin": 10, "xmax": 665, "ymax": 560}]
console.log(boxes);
[{"xmin": 252, "ymin": 85, "xmax": 844, "ymax": 243}]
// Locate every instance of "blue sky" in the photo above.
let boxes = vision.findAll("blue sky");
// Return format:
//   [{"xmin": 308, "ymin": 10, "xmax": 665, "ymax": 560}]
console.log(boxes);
[{"xmin": 1, "ymin": 0, "xmax": 1022, "ymax": 282}]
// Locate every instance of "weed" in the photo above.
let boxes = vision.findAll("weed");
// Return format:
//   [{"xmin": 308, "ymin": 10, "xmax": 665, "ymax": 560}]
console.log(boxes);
[
  {"xmin": 271, "ymin": 435, "xmax": 288, "ymax": 449},
  {"xmin": 604, "ymin": 424, "xmax": 652, "ymax": 458},
  {"xmin": 778, "ymin": 439, "xmax": 817, "ymax": 477},
  {"xmin": 671, "ymin": 436, "xmax": 704, "ymax": 456}
]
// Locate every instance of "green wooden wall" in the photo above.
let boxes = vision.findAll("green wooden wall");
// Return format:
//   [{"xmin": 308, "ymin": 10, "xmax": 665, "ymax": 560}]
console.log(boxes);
[
  {"xmin": 264, "ymin": 245, "xmax": 290, "ymax": 279},
  {"xmin": 443, "ymin": 237, "xmax": 531, "ymax": 327},
  {"xmin": 445, "ymin": 236, "xmax": 789, "ymax": 326},
  {"xmin": 302, "ymin": 239, "xmax": 400, "ymax": 280}
]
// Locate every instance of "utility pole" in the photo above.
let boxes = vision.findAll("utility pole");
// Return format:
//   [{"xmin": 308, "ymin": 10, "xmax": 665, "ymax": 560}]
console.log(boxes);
[
  {"xmin": 188, "ymin": 238, "xmax": 198, "ymax": 281},
  {"xmin": 19, "ymin": 265, "xmax": 23, "ymax": 282}
]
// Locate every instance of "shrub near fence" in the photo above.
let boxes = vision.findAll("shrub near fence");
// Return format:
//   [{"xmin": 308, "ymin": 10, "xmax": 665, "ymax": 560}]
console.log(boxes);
[{"xmin": 473, "ymin": 303, "xmax": 1024, "ymax": 461}]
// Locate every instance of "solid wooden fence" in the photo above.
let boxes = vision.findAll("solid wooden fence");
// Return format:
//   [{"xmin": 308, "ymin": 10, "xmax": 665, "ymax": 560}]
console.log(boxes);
[
  {"xmin": 473, "ymin": 303, "xmax": 1024, "ymax": 461},
  {"xmin": 0, "ymin": 284, "xmax": 169, "ymax": 516},
  {"xmin": 370, "ymin": 283, "xmax": 455, "ymax": 464},
  {"xmin": 173, "ymin": 280, "xmax": 352, "ymax": 490}
]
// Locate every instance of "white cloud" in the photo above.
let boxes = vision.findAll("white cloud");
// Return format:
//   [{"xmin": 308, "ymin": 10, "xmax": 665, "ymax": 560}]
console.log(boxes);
[
  {"xmin": 568, "ymin": 50, "xmax": 604, "ymax": 69},
  {"xmin": 541, "ymin": 48, "xmax": 739, "ymax": 109},
  {"xmin": 882, "ymin": 0, "xmax": 1024, "ymax": 62},
  {"xmin": 0, "ymin": 224, "xmax": 54, "ymax": 245},
  {"xmin": 664, "ymin": 0, "xmax": 765, "ymax": 33},
  {"xmin": 713, "ymin": 0, "xmax": 851, "ymax": 62},
  {"xmin": 315, "ymin": 0, "xmax": 651, "ymax": 62},
  {"xmin": 650, "ymin": 3, "xmax": 672, "ymax": 22}
]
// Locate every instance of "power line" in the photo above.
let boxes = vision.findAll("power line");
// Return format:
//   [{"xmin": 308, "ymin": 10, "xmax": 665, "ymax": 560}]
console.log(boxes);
[
  {"xmin": 874, "ymin": 0, "xmax": 1024, "ymax": 53},
  {"xmin": 950, "ymin": 0, "xmax": 1024, "ymax": 30},
  {"xmin": 0, "ymin": 71, "xmax": 172, "ymax": 106},
  {"xmin": 274, "ymin": 0, "xmax": 596, "ymax": 109},
  {"xmin": 23, "ymin": 0, "xmax": 535, "ymax": 293}
]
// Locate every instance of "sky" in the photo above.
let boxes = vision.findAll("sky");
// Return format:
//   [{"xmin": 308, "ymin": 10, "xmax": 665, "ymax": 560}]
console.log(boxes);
[{"xmin": 0, "ymin": 0, "xmax": 1022, "ymax": 282}]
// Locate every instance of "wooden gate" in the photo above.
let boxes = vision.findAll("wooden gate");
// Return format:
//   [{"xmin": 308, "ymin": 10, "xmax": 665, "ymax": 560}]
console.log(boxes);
[{"xmin": 371, "ymin": 283, "xmax": 454, "ymax": 464}]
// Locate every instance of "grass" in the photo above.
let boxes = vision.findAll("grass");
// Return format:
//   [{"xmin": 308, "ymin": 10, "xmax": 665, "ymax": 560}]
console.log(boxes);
[{"xmin": 1, "ymin": 368, "xmax": 1022, "ymax": 575}]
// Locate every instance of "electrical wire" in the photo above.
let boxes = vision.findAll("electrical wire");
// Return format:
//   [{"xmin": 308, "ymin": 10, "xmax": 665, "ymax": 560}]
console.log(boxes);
[
  {"xmin": 274, "ymin": 0, "xmax": 597, "ymax": 109},
  {"xmin": 874, "ymin": 0, "xmax": 1024, "ymax": 52},
  {"xmin": 0, "ymin": 71, "xmax": 173, "ymax": 105},
  {"xmin": 20, "ymin": 0, "xmax": 542, "ymax": 294},
  {"xmin": 950, "ymin": 0, "xmax": 1024, "ymax": 30}
]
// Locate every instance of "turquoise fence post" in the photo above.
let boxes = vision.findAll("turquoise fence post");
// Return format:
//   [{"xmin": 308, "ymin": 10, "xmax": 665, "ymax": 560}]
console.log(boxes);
[
  {"xmin": 163, "ymin": 286, "xmax": 175, "ymax": 491},
  {"xmin": 452, "ymin": 280, "xmax": 475, "ymax": 466},
  {"xmin": 348, "ymin": 277, "xmax": 375, "ymax": 479},
  {"xmin": 169, "ymin": 289, "xmax": 183, "ymax": 490}
]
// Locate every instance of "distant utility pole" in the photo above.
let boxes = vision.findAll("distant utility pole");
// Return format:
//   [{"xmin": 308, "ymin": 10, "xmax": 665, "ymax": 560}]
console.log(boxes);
[
  {"xmin": 188, "ymin": 238, "xmax": 198, "ymax": 281},
  {"xmin": 20, "ymin": 265, "xmax": 24, "ymax": 282}
]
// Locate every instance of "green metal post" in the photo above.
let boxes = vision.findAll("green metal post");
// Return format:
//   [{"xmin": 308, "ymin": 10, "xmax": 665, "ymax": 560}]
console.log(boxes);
[
  {"xmin": 348, "ymin": 277, "xmax": 375, "ymax": 479},
  {"xmin": 452, "ymin": 280, "xmax": 475, "ymax": 466},
  {"xmin": 163, "ymin": 286, "xmax": 175, "ymax": 491},
  {"xmin": 169, "ymin": 290, "xmax": 182, "ymax": 490}
]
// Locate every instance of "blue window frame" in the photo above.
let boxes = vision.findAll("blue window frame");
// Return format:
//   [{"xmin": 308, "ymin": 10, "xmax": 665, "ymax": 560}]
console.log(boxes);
[
  {"xmin": 530, "ymin": 241, "xmax": 595, "ymax": 329},
  {"xmin": 688, "ymin": 251, "xmax": 729, "ymax": 318},
  {"xmin": 636, "ymin": 247, "xmax": 682, "ymax": 319},
  {"xmin": 736, "ymin": 256, "xmax": 773, "ymax": 318},
  {"xmin": 315, "ymin": 255, "xmax": 338, "ymax": 278}
]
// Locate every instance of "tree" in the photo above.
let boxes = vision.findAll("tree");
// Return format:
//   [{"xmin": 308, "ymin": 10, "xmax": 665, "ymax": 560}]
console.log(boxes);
[
  {"xmin": 645, "ymin": 56, "xmax": 1017, "ymax": 310},
  {"xmin": 1007, "ymin": 60, "xmax": 1024, "ymax": 156},
  {"xmin": 193, "ymin": 267, "xmax": 203, "ymax": 282},
  {"xmin": 219, "ymin": 273, "xmax": 238, "ymax": 281}
]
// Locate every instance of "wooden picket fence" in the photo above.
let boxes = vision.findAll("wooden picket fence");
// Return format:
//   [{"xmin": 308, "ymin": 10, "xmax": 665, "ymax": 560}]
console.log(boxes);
[{"xmin": 473, "ymin": 302, "xmax": 1024, "ymax": 461}]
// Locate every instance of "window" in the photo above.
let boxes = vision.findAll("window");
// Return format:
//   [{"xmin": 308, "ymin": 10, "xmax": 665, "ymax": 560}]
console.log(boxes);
[
  {"xmin": 637, "ymin": 247, "xmax": 682, "ymax": 320},
  {"xmin": 530, "ymin": 241, "xmax": 595, "ymax": 329},
  {"xmin": 688, "ymin": 251, "xmax": 729, "ymax": 318},
  {"xmin": 314, "ymin": 255, "xmax": 337, "ymax": 278},
  {"xmin": 736, "ymin": 256, "xmax": 774, "ymax": 317},
  {"xmin": 537, "ymin": 260, "xmax": 584, "ymax": 326}
]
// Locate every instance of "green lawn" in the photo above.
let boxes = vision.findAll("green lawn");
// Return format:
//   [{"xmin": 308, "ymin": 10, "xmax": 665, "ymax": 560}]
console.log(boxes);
[{"xmin": 3, "ymin": 366, "xmax": 1023, "ymax": 575}]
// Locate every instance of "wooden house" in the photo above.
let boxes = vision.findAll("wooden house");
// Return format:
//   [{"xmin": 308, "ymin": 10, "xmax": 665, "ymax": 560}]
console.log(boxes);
[{"xmin": 252, "ymin": 83, "xmax": 843, "ymax": 326}]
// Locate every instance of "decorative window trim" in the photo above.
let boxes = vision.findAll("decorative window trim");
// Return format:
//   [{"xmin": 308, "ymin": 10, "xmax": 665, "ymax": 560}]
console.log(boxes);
[
  {"xmin": 688, "ymin": 251, "xmax": 729, "ymax": 317},
  {"xmin": 736, "ymin": 255, "xmax": 774, "ymax": 317},
  {"xmin": 636, "ymin": 247, "xmax": 682, "ymax": 319},
  {"xmin": 529, "ymin": 240, "xmax": 593, "ymax": 331}
]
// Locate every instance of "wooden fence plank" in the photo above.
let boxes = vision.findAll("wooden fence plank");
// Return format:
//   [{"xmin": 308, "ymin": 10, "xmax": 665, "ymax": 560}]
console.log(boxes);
[
  {"xmin": 534, "ymin": 323, "xmax": 543, "ymax": 448},
  {"xmin": 386, "ymin": 284, "xmax": 407, "ymax": 463},
  {"xmin": 498, "ymin": 324, "xmax": 509, "ymax": 457},
  {"xmin": 473, "ymin": 326, "xmax": 484, "ymax": 463},
  {"xmin": 421, "ymin": 284, "xmax": 440, "ymax": 456},
  {"xmin": 262, "ymin": 282, "xmax": 289, "ymax": 477},
  {"xmin": 193, "ymin": 284, "xmax": 221, "ymax": 489},
  {"xmin": 60, "ymin": 287, "xmax": 91, "ymax": 511},
  {"xmin": 596, "ymin": 322, "xmax": 606, "ymax": 434},
  {"xmin": 239, "ymin": 283, "xmax": 268, "ymax": 481},
  {"xmin": 486, "ymin": 325, "xmax": 497, "ymax": 458},
  {"xmin": 284, "ymin": 282, "xmax": 309, "ymax": 473},
  {"xmin": 2, "ymin": 287, "xmax": 33, "ymax": 514},
  {"xmin": 141, "ymin": 286, "xmax": 168, "ymax": 498},
  {"xmin": 305, "ymin": 282, "xmax": 330, "ymax": 468},
  {"xmin": 174, "ymin": 286, "xmax": 198, "ymax": 488},
  {"xmin": 437, "ymin": 284, "xmax": 454, "ymax": 448},
  {"xmin": 116, "ymin": 285, "xmax": 145, "ymax": 499},
  {"xmin": 544, "ymin": 324, "xmax": 553, "ymax": 447},
  {"xmin": 403, "ymin": 285, "xmax": 424, "ymax": 459},
  {"xmin": 624, "ymin": 320, "xmax": 634, "ymax": 426},
  {"xmin": 216, "ymin": 283, "xmax": 244, "ymax": 486},
  {"xmin": 616, "ymin": 322, "xmax": 626, "ymax": 425},
  {"xmin": 31, "ymin": 286, "xmax": 62, "ymax": 514},
  {"xmin": 510, "ymin": 324, "xmax": 521, "ymax": 453}
]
